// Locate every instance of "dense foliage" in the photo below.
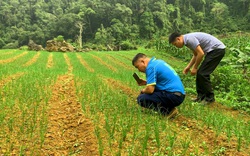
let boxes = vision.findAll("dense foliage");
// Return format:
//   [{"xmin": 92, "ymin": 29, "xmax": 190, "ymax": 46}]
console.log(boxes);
[{"xmin": 0, "ymin": 0, "xmax": 249, "ymax": 49}]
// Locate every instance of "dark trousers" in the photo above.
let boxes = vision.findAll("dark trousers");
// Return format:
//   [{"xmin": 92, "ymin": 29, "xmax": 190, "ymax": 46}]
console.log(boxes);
[
  {"xmin": 196, "ymin": 49, "xmax": 225, "ymax": 101},
  {"xmin": 137, "ymin": 91, "xmax": 185, "ymax": 114}
]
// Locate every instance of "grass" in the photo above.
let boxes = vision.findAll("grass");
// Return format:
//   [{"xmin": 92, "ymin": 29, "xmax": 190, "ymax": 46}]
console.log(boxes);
[{"xmin": 0, "ymin": 49, "xmax": 249, "ymax": 155}]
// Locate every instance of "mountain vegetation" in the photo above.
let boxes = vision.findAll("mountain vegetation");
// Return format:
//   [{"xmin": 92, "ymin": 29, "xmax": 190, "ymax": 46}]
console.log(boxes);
[{"xmin": 0, "ymin": 0, "xmax": 249, "ymax": 49}]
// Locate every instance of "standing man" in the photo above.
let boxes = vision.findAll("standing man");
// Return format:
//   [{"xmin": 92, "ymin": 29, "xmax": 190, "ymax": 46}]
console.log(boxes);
[
  {"xmin": 168, "ymin": 32, "xmax": 226, "ymax": 104},
  {"xmin": 132, "ymin": 53, "xmax": 185, "ymax": 118}
]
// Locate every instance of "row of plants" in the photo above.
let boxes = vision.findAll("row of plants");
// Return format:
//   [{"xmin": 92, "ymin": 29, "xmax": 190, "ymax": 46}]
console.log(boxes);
[{"xmin": 0, "ymin": 49, "xmax": 249, "ymax": 155}]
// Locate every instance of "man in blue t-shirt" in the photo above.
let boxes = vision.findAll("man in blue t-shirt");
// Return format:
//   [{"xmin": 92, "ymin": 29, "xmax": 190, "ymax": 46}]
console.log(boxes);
[
  {"xmin": 169, "ymin": 32, "xmax": 226, "ymax": 104},
  {"xmin": 132, "ymin": 53, "xmax": 185, "ymax": 118}
]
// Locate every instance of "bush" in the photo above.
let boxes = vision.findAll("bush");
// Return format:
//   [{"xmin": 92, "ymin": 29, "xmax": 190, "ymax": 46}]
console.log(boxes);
[
  {"xmin": 2, "ymin": 41, "xmax": 19, "ymax": 49},
  {"xmin": 0, "ymin": 38, "xmax": 6, "ymax": 48},
  {"xmin": 120, "ymin": 40, "xmax": 137, "ymax": 50},
  {"xmin": 54, "ymin": 35, "xmax": 64, "ymax": 42},
  {"xmin": 19, "ymin": 45, "xmax": 29, "ymax": 50}
]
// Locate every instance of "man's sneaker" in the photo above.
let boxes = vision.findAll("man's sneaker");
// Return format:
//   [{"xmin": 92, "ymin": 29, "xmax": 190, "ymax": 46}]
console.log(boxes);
[{"xmin": 166, "ymin": 107, "xmax": 178, "ymax": 119}]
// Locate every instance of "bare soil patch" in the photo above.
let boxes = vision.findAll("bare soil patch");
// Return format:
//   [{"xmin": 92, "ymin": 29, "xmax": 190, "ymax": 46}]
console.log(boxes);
[
  {"xmin": 76, "ymin": 54, "xmax": 94, "ymax": 72},
  {"xmin": 23, "ymin": 52, "xmax": 41, "ymax": 67},
  {"xmin": 46, "ymin": 53, "xmax": 54, "ymax": 68},
  {"xmin": 90, "ymin": 54, "xmax": 118, "ymax": 72},
  {"xmin": 41, "ymin": 74, "xmax": 98, "ymax": 155},
  {"xmin": 0, "ymin": 52, "xmax": 28, "ymax": 64}
]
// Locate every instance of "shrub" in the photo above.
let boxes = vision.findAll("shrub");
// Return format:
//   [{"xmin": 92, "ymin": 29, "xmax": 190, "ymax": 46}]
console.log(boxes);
[
  {"xmin": 54, "ymin": 35, "xmax": 64, "ymax": 42},
  {"xmin": 120, "ymin": 40, "xmax": 137, "ymax": 50},
  {"xmin": 19, "ymin": 45, "xmax": 29, "ymax": 50},
  {"xmin": 0, "ymin": 38, "xmax": 6, "ymax": 48},
  {"xmin": 2, "ymin": 41, "xmax": 19, "ymax": 49}
]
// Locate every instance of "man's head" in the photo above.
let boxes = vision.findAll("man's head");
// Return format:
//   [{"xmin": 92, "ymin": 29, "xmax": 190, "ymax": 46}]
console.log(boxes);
[
  {"xmin": 169, "ymin": 32, "xmax": 184, "ymax": 48},
  {"xmin": 132, "ymin": 53, "xmax": 149, "ymax": 73}
]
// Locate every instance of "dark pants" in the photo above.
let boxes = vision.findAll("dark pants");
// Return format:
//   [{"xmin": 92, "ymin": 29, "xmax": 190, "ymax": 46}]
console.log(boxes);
[
  {"xmin": 196, "ymin": 49, "xmax": 225, "ymax": 101},
  {"xmin": 137, "ymin": 91, "xmax": 185, "ymax": 114}
]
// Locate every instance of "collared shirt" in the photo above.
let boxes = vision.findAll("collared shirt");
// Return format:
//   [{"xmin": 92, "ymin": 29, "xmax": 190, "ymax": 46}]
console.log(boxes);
[
  {"xmin": 183, "ymin": 32, "xmax": 226, "ymax": 53},
  {"xmin": 146, "ymin": 57, "xmax": 185, "ymax": 94}
]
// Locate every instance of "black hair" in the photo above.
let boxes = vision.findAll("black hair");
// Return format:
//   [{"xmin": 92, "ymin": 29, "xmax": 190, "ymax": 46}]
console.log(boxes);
[
  {"xmin": 168, "ymin": 32, "xmax": 182, "ymax": 43},
  {"xmin": 132, "ymin": 53, "xmax": 147, "ymax": 66}
]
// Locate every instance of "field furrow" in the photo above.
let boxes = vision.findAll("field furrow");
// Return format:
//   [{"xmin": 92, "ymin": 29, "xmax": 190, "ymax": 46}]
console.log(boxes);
[
  {"xmin": 46, "ymin": 53, "xmax": 53, "ymax": 68},
  {"xmin": 0, "ymin": 52, "xmax": 28, "ymax": 64},
  {"xmin": 90, "ymin": 54, "xmax": 118, "ymax": 72},
  {"xmin": 0, "ymin": 72, "xmax": 25, "ymax": 88},
  {"xmin": 76, "ymin": 53, "xmax": 94, "ymax": 72},
  {"xmin": 23, "ymin": 52, "xmax": 41, "ymax": 67},
  {"xmin": 105, "ymin": 55, "xmax": 135, "ymax": 70},
  {"xmin": 41, "ymin": 74, "xmax": 98, "ymax": 155},
  {"xmin": 64, "ymin": 53, "xmax": 73, "ymax": 73},
  {"xmin": 0, "ymin": 50, "xmax": 249, "ymax": 155}
]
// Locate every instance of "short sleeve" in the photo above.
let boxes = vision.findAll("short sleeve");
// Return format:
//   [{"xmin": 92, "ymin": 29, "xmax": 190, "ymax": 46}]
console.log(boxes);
[
  {"xmin": 186, "ymin": 36, "xmax": 200, "ymax": 50},
  {"xmin": 146, "ymin": 66, "xmax": 156, "ymax": 86}
]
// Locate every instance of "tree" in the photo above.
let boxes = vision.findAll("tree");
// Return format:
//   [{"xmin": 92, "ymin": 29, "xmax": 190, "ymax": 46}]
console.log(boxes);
[{"xmin": 75, "ymin": 21, "xmax": 84, "ymax": 48}]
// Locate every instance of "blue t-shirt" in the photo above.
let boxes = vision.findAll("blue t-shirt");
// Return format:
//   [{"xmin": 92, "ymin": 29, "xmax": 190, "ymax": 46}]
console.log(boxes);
[{"xmin": 146, "ymin": 57, "xmax": 185, "ymax": 94}]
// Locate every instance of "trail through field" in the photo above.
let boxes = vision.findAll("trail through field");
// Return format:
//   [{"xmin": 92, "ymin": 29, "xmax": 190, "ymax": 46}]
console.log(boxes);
[
  {"xmin": 0, "ymin": 52, "xmax": 28, "ymax": 64},
  {"xmin": 90, "ymin": 54, "xmax": 118, "ymax": 72},
  {"xmin": 46, "ymin": 53, "xmax": 53, "ymax": 68},
  {"xmin": 23, "ymin": 52, "xmax": 41, "ymax": 67},
  {"xmin": 41, "ymin": 54, "xmax": 99, "ymax": 155},
  {"xmin": 76, "ymin": 54, "xmax": 94, "ymax": 72},
  {"xmin": 0, "ymin": 72, "xmax": 25, "ymax": 88}
]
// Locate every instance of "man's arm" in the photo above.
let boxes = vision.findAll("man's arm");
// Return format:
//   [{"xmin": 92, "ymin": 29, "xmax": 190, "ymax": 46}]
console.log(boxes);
[
  {"xmin": 141, "ymin": 85, "xmax": 155, "ymax": 94},
  {"xmin": 183, "ymin": 55, "xmax": 196, "ymax": 74},
  {"xmin": 190, "ymin": 45, "xmax": 204, "ymax": 75},
  {"xmin": 183, "ymin": 45, "xmax": 204, "ymax": 75},
  {"xmin": 193, "ymin": 45, "xmax": 204, "ymax": 69}
]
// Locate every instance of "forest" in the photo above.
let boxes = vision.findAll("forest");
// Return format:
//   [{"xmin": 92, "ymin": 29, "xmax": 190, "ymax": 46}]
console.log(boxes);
[{"xmin": 0, "ymin": 0, "xmax": 249, "ymax": 49}]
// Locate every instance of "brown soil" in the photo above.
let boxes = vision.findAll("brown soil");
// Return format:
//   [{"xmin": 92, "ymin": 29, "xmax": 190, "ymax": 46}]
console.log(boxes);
[
  {"xmin": 106, "ymin": 55, "xmax": 135, "ymax": 70},
  {"xmin": 46, "ymin": 53, "xmax": 53, "ymax": 68},
  {"xmin": 0, "ymin": 52, "xmax": 28, "ymax": 64},
  {"xmin": 40, "ymin": 74, "xmax": 98, "ymax": 155},
  {"xmin": 23, "ymin": 52, "xmax": 41, "ymax": 67},
  {"xmin": 63, "ymin": 53, "xmax": 73, "ymax": 73},
  {"xmin": 40, "ymin": 54, "xmax": 98, "ymax": 155},
  {"xmin": 76, "ymin": 54, "xmax": 94, "ymax": 72},
  {"xmin": 90, "ymin": 54, "xmax": 118, "ymax": 72},
  {"xmin": 0, "ymin": 72, "xmax": 25, "ymax": 88}
]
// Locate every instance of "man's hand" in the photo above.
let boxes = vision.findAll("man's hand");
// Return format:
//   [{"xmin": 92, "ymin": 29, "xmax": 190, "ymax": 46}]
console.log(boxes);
[
  {"xmin": 140, "ymin": 85, "xmax": 155, "ymax": 94},
  {"xmin": 190, "ymin": 68, "xmax": 197, "ymax": 76},
  {"xmin": 138, "ymin": 79, "xmax": 146, "ymax": 86},
  {"xmin": 183, "ymin": 67, "xmax": 190, "ymax": 75}
]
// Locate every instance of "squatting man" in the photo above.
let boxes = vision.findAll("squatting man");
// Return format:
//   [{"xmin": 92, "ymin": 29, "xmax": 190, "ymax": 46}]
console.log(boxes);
[{"xmin": 132, "ymin": 53, "xmax": 185, "ymax": 118}]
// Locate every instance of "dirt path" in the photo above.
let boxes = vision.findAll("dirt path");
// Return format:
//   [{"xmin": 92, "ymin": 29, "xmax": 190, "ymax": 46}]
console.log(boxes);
[
  {"xmin": 23, "ymin": 52, "xmax": 41, "ymax": 67},
  {"xmin": 0, "ymin": 72, "xmax": 25, "ymax": 88},
  {"xmin": 76, "ymin": 54, "xmax": 94, "ymax": 72},
  {"xmin": 41, "ymin": 54, "xmax": 98, "ymax": 155},
  {"xmin": 41, "ymin": 75, "xmax": 98, "ymax": 155},
  {"xmin": 46, "ymin": 53, "xmax": 53, "ymax": 68},
  {"xmin": 90, "ymin": 54, "xmax": 118, "ymax": 72},
  {"xmin": 0, "ymin": 52, "xmax": 28, "ymax": 64}
]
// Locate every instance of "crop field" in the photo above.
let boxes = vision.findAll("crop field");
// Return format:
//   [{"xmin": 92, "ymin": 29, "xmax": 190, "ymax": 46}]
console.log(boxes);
[{"xmin": 0, "ymin": 49, "xmax": 249, "ymax": 156}]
